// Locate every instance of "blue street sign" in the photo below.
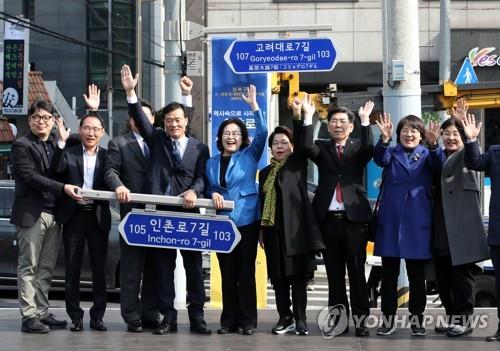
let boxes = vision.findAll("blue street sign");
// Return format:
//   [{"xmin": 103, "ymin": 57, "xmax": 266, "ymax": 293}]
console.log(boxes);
[
  {"xmin": 224, "ymin": 38, "xmax": 338, "ymax": 74},
  {"xmin": 455, "ymin": 57, "xmax": 479, "ymax": 84},
  {"xmin": 118, "ymin": 210, "xmax": 241, "ymax": 253}
]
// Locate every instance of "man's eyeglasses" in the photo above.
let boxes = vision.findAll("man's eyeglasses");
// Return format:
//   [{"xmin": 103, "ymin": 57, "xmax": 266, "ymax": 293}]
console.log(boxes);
[
  {"xmin": 81, "ymin": 126, "xmax": 103, "ymax": 134},
  {"xmin": 329, "ymin": 119, "xmax": 350, "ymax": 125},
  {"xmin": 222, "ymin": 131, "xmax": 242, "ymax": 138},
  {"xmin": 31, "ymin": 114, "xmax": 53, "ymax": 122}
]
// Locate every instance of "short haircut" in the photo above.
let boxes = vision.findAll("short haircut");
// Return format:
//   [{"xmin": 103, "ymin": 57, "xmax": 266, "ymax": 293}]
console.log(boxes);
[
  {"xmin": 79, "ymin": 113, "xmax": 105, "ymax": 129},
  {"xmin": 268, "ymin": 125, "xmax": 294, "ymax": 148},
  {"xmin": 216, "ymin": 118, "xmax": 250, "ymax": 152},
  {"xmin": 28, "ymin": 99, "xmax": 56, "ymax": 116},
  {"xmin": 396, "ymin": 115, "xmax": 425, "ymax": 144},
  {"xmin": 441, "ymin": 118, "xmax": 466, "ymax": 142},
  {"xmin": 161, "ymin": 102, "xmax": 187, "ymax": 119},
  {"xmin": 140, "ymin": 98, "xmax": 153, "ymax": 112},
  {"xmin": 327, "ymin": 106, "xmax": 355, "ymax": 122}
]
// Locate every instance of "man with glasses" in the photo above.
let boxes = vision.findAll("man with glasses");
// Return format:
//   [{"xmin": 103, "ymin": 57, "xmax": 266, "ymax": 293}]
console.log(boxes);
[
  {"xmin": 51, "ymin": 85, "xmax": 111, "ymax": 332},
  {"xmin": 11, "ymin": 100, "xmax": 81, "ymax": 333},
  {"xmin": 304, "ymin": 101, "xmax": 374, "ymax": 337}
]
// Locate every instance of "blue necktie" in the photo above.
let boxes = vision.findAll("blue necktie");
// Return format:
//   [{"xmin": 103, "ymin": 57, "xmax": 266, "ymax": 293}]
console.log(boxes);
[
  {"xmin": 143, "ymin": 142, "xmax": 150, "ymax": 159},
  {"xmin": 172, "ymin": 140, "xmax": 181, "ymax": 164}
]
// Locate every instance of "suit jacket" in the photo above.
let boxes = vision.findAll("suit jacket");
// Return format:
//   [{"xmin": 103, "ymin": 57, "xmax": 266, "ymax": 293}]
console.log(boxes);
[
  {"xmin": 305, "ymin": 124, "xmax": 374, "ymax": 223},
  {"xmin": 129, "ymin": 101, "xmax": 209, "ymax": 197},
  {"xmin": 105, "ymin": 132, "xmax": 151, "ymax": 218},
  {"xmin": 258, "ymin": 119, "xmax": 325, "ymax": 257},
  {"xmin": 373, "ymin": 141, "xmax": 444, "ymax": 259},
  {"xmin": 205, "ymin": 109, "xmax": 267, "ymax": 227},
  {"xmin": 434, "ymin": 148, "xmax": 489, "ymax": 265},
  {"xmin": 52, "ymin": 144, "xmax": 111, "ymax": 233},
  {"xmin": 10, "ymin": 132, "xmax": 65, "ymax": 227},
  {"xmin": 464, "ymin": 141, "xmax": 500, "ymax": 245}
]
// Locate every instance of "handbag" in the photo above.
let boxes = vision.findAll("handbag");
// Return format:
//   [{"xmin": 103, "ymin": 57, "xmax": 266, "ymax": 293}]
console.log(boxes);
[{"xmin": 368, "ymin": 169, "xmax": 385, "ymax": 242}]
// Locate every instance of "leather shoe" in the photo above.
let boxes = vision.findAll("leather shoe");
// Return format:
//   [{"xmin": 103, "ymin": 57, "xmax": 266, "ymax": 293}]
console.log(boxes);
[
  {"xmin": 39, "ymin": 314, "xmax": 67, "ymax": 329},
  {"xmin": 486, "ymin": 329, "xmax": 500, "ymax": 342},
  {"xmin": 141, "ymin": 318, "xmax": 161, "ymax": 330},
  {"xmin": 190, "ymin": 318, "xmax": 212, "ymax": 334},
  {"xmin": 21, "ymin": 317, "xmax": 50, "ymax": 334},
  {"xmin": 70, "ymin": 319, "xmax": 84, "ymax": 332},
  {"xmin": 355, "ymin": 326, "xmax": 370, "ymax": 337},
  {"xmin": 242, "ymin": 327, "xmax": 254, "ymax": 335},
  {"xmin": 127, "ymin": 321, "xmax": 143, "ymax": 333},
  {"xmin": 90, "ymin": 318, "xmax": 107, "ymax": 331},
  {"xmin": 217, "ymin": 326, "xmax": 240, "ymax": 334},
  {"xmin": 153, "ymin": 318, "xmax": 177, "ymax": 335}
]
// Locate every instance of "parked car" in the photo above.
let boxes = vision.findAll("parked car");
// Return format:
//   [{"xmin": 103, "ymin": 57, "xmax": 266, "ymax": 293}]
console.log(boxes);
[{"xmin": 0, "ymin": 180, "xmax": 121, "ymax": 290}]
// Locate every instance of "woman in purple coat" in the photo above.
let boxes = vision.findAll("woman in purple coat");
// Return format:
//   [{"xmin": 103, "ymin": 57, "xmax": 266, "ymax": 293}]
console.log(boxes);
[{"xmin": 373, "ymin": 114, "xmax": 444, "ymax": 337}]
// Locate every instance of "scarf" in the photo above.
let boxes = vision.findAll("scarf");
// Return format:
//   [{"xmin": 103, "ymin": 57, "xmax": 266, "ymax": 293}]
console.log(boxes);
[{"xmin": 261, "ymin": 158, "xmax": 286, "ymax": 227}]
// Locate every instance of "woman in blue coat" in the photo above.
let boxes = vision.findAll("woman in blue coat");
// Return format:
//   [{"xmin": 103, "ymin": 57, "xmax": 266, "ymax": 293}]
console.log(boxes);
[
  {"xmin": 373, "ymin": 114, "xmax": 444, "ymax": 337},
  {"xmin": 205, "ymin": 85, "xmax": 267, "ymax": 336}
]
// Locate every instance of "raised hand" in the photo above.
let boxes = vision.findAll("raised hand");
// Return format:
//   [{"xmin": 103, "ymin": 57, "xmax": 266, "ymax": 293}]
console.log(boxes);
[
  {"xmin": 425, "ymin": 120, "xmax": 441, "ymax": 146},
  {"xmin": 121, "ymin": 64, "xmax": 139, "ymax": 97},
  {"xmin": 241, "ymin": 84, "xmax": 259, "ymax": 112},
  {"xmin": 450, "ymin": 98, "xmax": 468, "ymax": 122},
  {"xmin": 83, "ymin": 84, "xmax": 100, "ymax": 112},
  {"xmin": 302, "ymin": 93, "xmax": 315, "ymax": 119},
  {"xmin": 358, "ymin": 100, "xmax": 375, "ymax": 125},
  {"xmin": 375, "ymin": 113, "xmax": 393, "ymax": 143},
  {"xmin": 54, "ymin": 116, "xmax": 71, "ymax": 142},
  {"xmin": 179, "ymin": 76, "xmax": 193, "ymax": 96},
  {"xmin": 461, "ymin": 113, "xmax": 482, "ymax": 141},
  {"xmin": 291, "ymin": 97, "xmax": 302, "ymax": 118}
]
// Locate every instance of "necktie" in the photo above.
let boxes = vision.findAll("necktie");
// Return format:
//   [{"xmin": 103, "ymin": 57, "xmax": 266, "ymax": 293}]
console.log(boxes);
[
  {"xmin": 43, "ymin": 141, "xmax": 53, "ymax": 163},
  {"xmin": 172, "ymin": 140, "xmax": 181, "ymax": 164},
  {"xmin": 143, "ymin": 142, "xmax": 150, "ymax": 159},
  {"xmin": 335, "ymin": 145, "xmax": 343, "ymax": 203}
]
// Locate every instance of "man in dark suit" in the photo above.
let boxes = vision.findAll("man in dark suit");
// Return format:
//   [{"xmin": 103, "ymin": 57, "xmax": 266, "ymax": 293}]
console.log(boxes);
[
  {"xmin": 304, "ymin": 100, "xmax": 374, "ymax": 337},
  {"xmin": 104, "ymin": 77, "xmax": 193, "ymax": 332},
  {"xmin": 52, "ymin": 109, "xmax": 111, "ymax": 332},
  {"xmin": 121, "ymin": 64, "xmax": 211, "ymax": 335},
  {"xmin": 11, "ymin": 100, "xmax": 80, "ymax": 333}
]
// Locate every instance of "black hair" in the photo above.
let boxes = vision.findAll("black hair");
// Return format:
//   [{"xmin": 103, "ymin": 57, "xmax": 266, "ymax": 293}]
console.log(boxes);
[
  {"xmin": 28, "ymin": 99, "xmax": 56, "ymax": 116},
  {"xmin": 268, "ymin": 126, "xmax": 294, "ymax": 148},
  {"xmin": 327, "ymin": 106, "xmax": 355, "ymax": 122},
  {"xmin": 440, "ymin": 118, "xmax": 466, "ymax": 142},
  {"xmin": 161, "ymin": 102, "xmax": 187, "ymax": 119},
  {"xmin": 79, "ymin": 113, "xmax": 106, "ymax": 130},
  {"xmin": 396, "ymin": 115, "xmax": 425, "ymax": 144},
  {"xmin": 216, "ymin": 118, "xmax": 250, "ymax": 152}
]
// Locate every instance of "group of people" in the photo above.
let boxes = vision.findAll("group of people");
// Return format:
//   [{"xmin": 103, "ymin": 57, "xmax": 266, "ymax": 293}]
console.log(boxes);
[{"xmin": 10, "ymin": 64, "xmax": 500, "ymax": 342}]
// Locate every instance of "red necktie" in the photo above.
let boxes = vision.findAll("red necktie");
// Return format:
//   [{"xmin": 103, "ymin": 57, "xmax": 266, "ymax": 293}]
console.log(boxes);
[{"xmin": 335, "ymin": 145, "xmax": 343, "ymax": 203}]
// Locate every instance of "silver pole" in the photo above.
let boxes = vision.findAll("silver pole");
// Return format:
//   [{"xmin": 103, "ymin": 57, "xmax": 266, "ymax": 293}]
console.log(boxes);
[
  {"xmin": 107, "ymin": 0, "xmax": 113, "ymax": 137},
  {"xmin": 136, "ymin": 0, "xmax": 143, "ymax": 98}
]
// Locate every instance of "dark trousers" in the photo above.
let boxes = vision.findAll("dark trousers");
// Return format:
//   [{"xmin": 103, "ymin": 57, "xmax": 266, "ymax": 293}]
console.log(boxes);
[
  {"xmin": 381, "ymin": 257, "xmax": 427, "ymax": 321},
  {"xmin": 217, "ymin": 221, "xmax": 259, "ymax": 329},
  {"xmin": 119, "ymin": 236, "xmax": 160, "ymax": 324},
  {"xmin": 321, "ymin": 213, "xmax": 370, "ymax": 323},
  {"xmin": 154, "ymin": 247, "xmax": 205, "ymax": 322},
  {"xmin": 434, "ymin": 254, "xmax": 475, "ymax": 325},
  {"xmin": 272, "ymin": 275, "xmax": 308, "ymax": 323},
  {"xmin": 63, "ymin": 207, "xmax": 108, "ymax": 321},
  {"xmin": 490, "ymin": 245, "xmax": 500, "ymax": 321}
]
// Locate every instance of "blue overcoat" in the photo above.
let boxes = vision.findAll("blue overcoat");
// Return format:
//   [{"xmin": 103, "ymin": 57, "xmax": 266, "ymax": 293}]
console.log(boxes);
[
  {"xmin": 205, "ymin": 109, "xmax": 267, "ymax": 227},
  {"xmin": 373, "ymin": 141, "xmax": 444, "ymax": 259}
]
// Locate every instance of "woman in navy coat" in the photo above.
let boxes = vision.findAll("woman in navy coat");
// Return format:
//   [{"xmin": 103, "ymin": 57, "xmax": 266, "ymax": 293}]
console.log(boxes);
[
  {"xmin": 373, "ymin": 114, "xmax": 444, "ymax": 336},
  {"xmin": 205, "ymin": 85, "xmax": 267, "ymax": 335}
]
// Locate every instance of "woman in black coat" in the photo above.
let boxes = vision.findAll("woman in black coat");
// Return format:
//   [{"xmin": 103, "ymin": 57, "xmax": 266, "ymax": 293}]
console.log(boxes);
[{"xmin": 259, "ymin": 96, "xmax": 325, "ymax": 336}]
